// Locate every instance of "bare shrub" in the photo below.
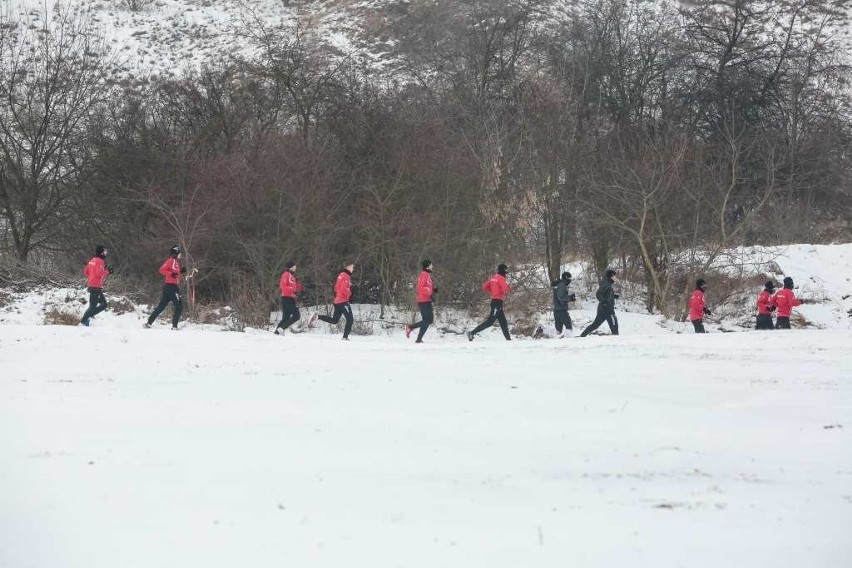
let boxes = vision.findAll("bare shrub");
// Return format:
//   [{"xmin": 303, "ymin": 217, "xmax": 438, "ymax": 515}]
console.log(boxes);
[
  {"xmin": 791, "ymin": 313, "xmax": 815, "ymax": 329},
  {"xmin": 43, "ymin": 307, "xmax": 79, "ymax": 326},
  {"xmin": 227, "ymin": 283, "xmax": 277, "ymax": 329},
  {"xmin": 109, "ymin": 297, "xmax": 137, "ymax": 316},
  {"xmin": 351, "ymin": 319, "xmax": 373, "ymax": 336},
  {"xmin": 123, "ymin": 0, "xmax": 154, "ymax": 11}
]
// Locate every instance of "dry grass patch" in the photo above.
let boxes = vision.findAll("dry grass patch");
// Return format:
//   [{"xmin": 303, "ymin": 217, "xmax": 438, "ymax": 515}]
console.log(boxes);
[{"xmin": 43, "ymin": 306, "xmax": 80, "ymax": 326}]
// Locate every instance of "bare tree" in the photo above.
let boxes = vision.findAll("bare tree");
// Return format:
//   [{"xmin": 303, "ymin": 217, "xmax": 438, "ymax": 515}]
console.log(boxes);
[
  {"xmin": 0, "ymin": 8, "xmax": 112, "ymax": 261},
  {"xmin": 580, "ymin": 128, "xmax": 695, "ymax": 313}
]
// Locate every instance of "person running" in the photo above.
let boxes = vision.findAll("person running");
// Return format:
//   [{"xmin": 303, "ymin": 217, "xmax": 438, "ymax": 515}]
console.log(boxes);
[
  {"xmin": 317, "ymin": 262, "xmax": 354, "ymax": 340},
  {"xmin": 406, "ymin": 260, "xmax": 435, "ymax": 344},
  {"xmin": 774, "ymin": 276, "xmax": 802, "ymax": 329},
  {"xmin": 688, "ymin": 278, "xmax": 711, "ymax": 333},
  {"xmin": 552, "ymin": 271, "xmax": 575, "ymax": 337},
  {"xmin": 580, "ymin": 268, "xmax": 620, "ymax": 337},
  {"xmin": 275, "ymin": 260, "xmax": 304, "ymax": 335},
  {"xmin": 80, "ymin": 244, "xmax": 111, "ymax": 326},
  {"xmin": 467, "ymin": 263, "xmax": 511, "ymax": 341},
  {"xmin": 756, "ymin": 280, "xmax": 777, "ymax": 330},
  {"xmin": 144, "ymin": 245, "xmax": 186, "ymax": 330}
]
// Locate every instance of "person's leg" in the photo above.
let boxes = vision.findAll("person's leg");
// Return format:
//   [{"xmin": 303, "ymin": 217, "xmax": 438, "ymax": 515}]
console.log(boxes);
[
  {"xmin": 415, "ymin": 302, "xmax": 433, "ymax": 342},
  {"xmin": 281, "ymin": 298, "xmax": 300, "ymax": 330},
  {"xmin": 608, "ymin": 311, "xmax": 619, "ymax": 335},
  {"xmin": 776, "ymin": 316, "xmax": 790, "ymax": 329},
  {"xmin": 554, "ymin": 310, "xmax": 564, "ymax": 334},
  {"xmin": 147, "ymin": 288, "xmax": 171, "ymax": 325},
  {"xmin": 496, "ymin": 305, "xmax": 511, "ymax": 340},
  {"xmin": 170, "ymin": 286, "xmax": 183, "ymax": 328},
  {"xmin": 410, "ymin": 306, "xmax": 426, "ymax": 329},
  {"xmin": 81, "ymin": 288, "xmax": 100, "ymax": 323},
  {"xmin": 555, "ymin": 310, "xmax": 573, "ymax": 335},
  {"xmin": 580, "ymin": 305, "xmax": 608, "ymax": 337},
  {"xmin": 318, "ymin": 304, "xmax": 343, "ymax": 325},
  {"xmin": 470, "ymin": 302, "xmax": 499, "ymax": 336},
  {"xmin": 342, "ymin": 303, "xmax": 353, "ymax": 339},
  {"xmin": 92, "ymin": 290, "xmax": 108, "ymax": 317},
  {"xmin": 276, "ymin": 297, "xmax": 288, "ymax": 330},
  {"xmin": 692, "ymin": 319, "xmax": 706, "ymax": 333}
]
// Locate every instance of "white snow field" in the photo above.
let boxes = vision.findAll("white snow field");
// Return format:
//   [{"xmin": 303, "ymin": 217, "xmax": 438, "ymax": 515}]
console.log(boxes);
[{"xmin": 1, "ymin": 325, "xmax": 851, "ymax": 568}]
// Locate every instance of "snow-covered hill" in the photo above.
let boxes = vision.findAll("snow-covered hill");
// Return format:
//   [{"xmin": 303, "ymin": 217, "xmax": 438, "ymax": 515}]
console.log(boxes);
[{"xmin": 6, "ymin": 0, "xmax": 393, "ymax": 79}]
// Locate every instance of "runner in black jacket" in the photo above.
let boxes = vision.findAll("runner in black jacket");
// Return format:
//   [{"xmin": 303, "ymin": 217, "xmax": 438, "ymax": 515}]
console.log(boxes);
[
  {"xmin": 580, "ymin": 269, "xmax": 619, "ymax": 337},
  {"xmin": 552, "ymin": 271, "xmax": 575, "ymax": 337}
]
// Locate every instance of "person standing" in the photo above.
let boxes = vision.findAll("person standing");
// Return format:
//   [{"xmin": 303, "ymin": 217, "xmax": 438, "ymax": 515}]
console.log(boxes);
[
  {"xmin": 144, "ymin": 245, "xmax": 186, "ymax": 330},
  {"xmin": 774, "ymin": 276, "xmax": 802, "ymax": 329},
  {"xmin": 406, "ymin": 260, "xmax": 435, "ymax": 344},
  {"xmin": 317, "ymin": 262, "xmax": 355, "ymax": 340},
  {"xmin": 580, "ymin": 269, "xmax": 620, "ymax": 337},
  {"xmin": 688, "ymin": 278, "xmax": 711, "ymax": 333},
  {"xmin": 467, "ymin": 263, "xmax": 512, "ymax": 341},
  {"xmin": 756, "ymin": 280, "xmax": 777, "ymax": 330},
  {"xmin": 80, "ymin": 245, "xmax": 111, "ymax": 326},
  {"xmin": 275, "ymin": 260, "xmax": 304, "ymax": 335},
  {"xmin": 552, "ymin": 271, "xmax": 575, "ymax": 337}
]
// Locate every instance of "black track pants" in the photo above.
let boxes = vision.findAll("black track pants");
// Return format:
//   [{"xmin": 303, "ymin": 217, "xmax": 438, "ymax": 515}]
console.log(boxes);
[
  {"xmin": 554, "ymin": 310, "xmax": 572, "ymax": 333},
  {"xmin": 277, "ymin": 297, "xmax": 300, "ymax": 331},
  {"xmin": 756, "ymin": 314, "xmax": 775, "ymax": 330},
  {"xmin": 318, "ymin": 302, "xmax": 354, "ymax": 338},
  {"xmin": 81, "ymin": 287, "xmax": 108, "ymax": 322},
  {"xmin": 148, "ymin": 284, "xmax": 183, "ymax": 327},
  {"xmin": 410, "ymin": 302, "xmax": 434, "ymax": 342},
  {"xmin": 580, "ymin": 304, "xmax": 619, "ymax": 337},
  {"xmin": 470, "ymin": 299, "xmax": 511, "ymax": 340}
]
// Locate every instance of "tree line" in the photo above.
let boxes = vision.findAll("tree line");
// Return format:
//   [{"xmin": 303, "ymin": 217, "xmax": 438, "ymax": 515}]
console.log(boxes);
[{"xmin": 1, "ymin": 0, "xmax": 850, "ymax": 322}]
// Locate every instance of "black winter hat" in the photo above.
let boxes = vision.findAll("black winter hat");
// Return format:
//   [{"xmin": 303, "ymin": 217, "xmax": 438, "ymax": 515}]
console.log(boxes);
[
  {"xmin": 170, "ymin": 245, "xmax": 180, "ymax": 256},
  {"xmin": 765, "ymin": 280, "xmax": 776, "ymax": 291},
  {"xmin": 783, "ymin": 276, "xmax": 794, "ymax": 288},
  {"xmin": 696, "ymin": 278, "xmax": 706, "ymax": 289},
  {"xmin": 497, "ymin": 263, "xmax": 508, "ymax": 276},
  {"xmin": 561, "ymin": 271, "xmax": 572, "ymax": 282},
  {"xmin": 285, "ymin": 259, "xmax": 296, "ymax": 270},
  {"xmin": 605, "ymin": 268, "xmax": 617, "ymax": 278},
  {"xmin": 95, "ymin": 244, "xmax": 106, "ymax": 257},
  {"xmin": 421, "ymin": 259, "xmax": 432, "ymax": 270}
]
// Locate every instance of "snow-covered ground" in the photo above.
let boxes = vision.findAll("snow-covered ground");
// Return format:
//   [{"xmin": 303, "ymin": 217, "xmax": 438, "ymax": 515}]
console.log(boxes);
[
  {"xmin": 1, "ymin": 324, "xmax": 850, "ymax": 568},
  {"xmin": 1, "ymin": 243, "xmax": 851, "ymax": 567}
]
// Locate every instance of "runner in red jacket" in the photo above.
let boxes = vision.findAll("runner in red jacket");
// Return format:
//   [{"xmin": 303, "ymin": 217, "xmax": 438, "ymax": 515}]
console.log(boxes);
[
  {"xmin": 145, "ymin": 245, "xmax": 186, "ymax": 330},
  {"xmin": 468, "ymin": 263, "xmax": 512, "ymax": 341},
  {"xmin": 317, "ymin": 262, "xmax": 355, "ymax": 340},
  {"xmin": 755, "ymin": 280, "xmax": 777, "ymax": 330},
  {"xmin": 774, "ymin": 276, "xmax": 802, "ymax": 329},
  {"xmin": 407, "ymin": 260, "xmax": 435, "ymax": 343},
  {"xmin": 688, "ymin": 278, "xmax": 711, "ymax": 333},
  {"xmin": 80, "ymin": 244, "xmax": 111, "ymax": 326},
  {"xmin": 275, "ymin": 260, "xmax": 304, "ymax": 335}
]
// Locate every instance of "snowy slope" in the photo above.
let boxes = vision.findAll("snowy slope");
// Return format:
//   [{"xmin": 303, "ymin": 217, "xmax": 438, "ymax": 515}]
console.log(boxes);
[
  {"xmin": 750, "ymin": 244, "xmax": 852, "ymax": 329},
  {"xmin": 6, "ymin": 0, "xmax": 390, "ymax": 78},
  {"xmin": 0, "ymin": 325, "xmax": 850, "ymax": 568}
]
